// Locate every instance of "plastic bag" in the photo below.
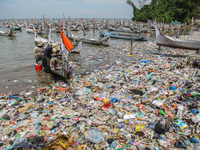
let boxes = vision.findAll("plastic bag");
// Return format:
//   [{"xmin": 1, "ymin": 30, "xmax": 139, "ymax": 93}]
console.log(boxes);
[
  {"xmin": 154, "ymin": 120, "xmax": 169, "ymax": 134},
  {"xmin": 0, "ymin": 109, "xmax": 8, "ymax": 118},
  {"xmin": 86, "ymin": 128, "xmax": 105, "ymax": 144},
  {"xmin": 192, "ymin": 113, "xmax": 200, "ymax": 123},
  {"xmin": 13, "ymin": 138, "xmax": 27, "ymax": 148}
]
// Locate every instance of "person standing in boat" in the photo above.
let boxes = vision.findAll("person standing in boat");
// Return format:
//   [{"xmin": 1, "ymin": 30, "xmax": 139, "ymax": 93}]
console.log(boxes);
[
  {"xmin": 33, "ymin": 41, "xmax": 44, "ymax": 65},
  {"xmin": 42, "ymin": 43, "xmax": 56, "ymax": 73}
]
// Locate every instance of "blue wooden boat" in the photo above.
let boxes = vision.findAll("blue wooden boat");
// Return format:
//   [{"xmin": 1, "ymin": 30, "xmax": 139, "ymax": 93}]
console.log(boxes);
[
  {"xmin": 134, "ymin": 34, "xmax": 150, "ymax": 41},
  {"xmin": 10, "ymin": 25, "xmax": 21, "ymax": 30},
  {"xmin": 99, "ymin": 28, "xmax": 149, "ymax": 41}
]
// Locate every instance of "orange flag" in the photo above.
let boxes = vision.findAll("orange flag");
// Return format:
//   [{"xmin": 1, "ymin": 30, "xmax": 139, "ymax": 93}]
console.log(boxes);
[{"xmin": 60, "ymin": 28, "xmax": 73, "ymax": 51}]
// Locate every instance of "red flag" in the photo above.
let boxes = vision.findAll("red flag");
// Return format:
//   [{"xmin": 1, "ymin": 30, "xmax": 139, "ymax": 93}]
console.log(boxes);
[
  {"xmin": 81, "ymin": 18, "xmax": 83, "ymax": 20},
  {"xmin": 60, "ymin": 28, "xmax": 73, "ymax": 51},
  {"xmin": 3, "ymin": 23, "xmax": 6, "ymax": 26},
  {"xmin": 114, "ymin": 19, "xmax": 116, "ymax": 21}
]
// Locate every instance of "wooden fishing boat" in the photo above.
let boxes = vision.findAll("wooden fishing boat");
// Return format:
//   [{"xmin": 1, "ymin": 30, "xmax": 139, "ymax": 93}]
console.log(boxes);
[
  {"xmin": 140, "ymin": 28, "xmax": 150, "ymax": 33},
  {"xmin": 99, "ymin": 28, "xmax": 149, "ymax": 41},
  {"xmin": 34, "ymin": 41, "xmax": 82, "ymax": 82},
  {"xmin": 25, "ymin": 22, "xmax": 33, "ymax": 33},
  {"xmin": 51, "ymin": 27, "xmax": 60, "ymax": 33},
  {"xmin": 26, "ymin": 28, "xmax": 34, "ymax": 34},
  {"xmin": 4, "ymin": 24, "xmax": 10, "ymax": 28},
  {"xmin": 69, "ymin": 40, "xmax": 83, "ymax": 54},
  {"xmin": 26, "ymin": 27, "xmax": 44, "ymax": 35},
  {"xmin": 10, "ymin": 25, "xmax": 21, "ymax": 30},
  {"xmin": 34, "ymin": 33, "xmax": 48, "ymax": 44},
  {"xmin": 83, "ymin": 24, "xmax": 90, "ymax": 30},
  {"xmin": 70, "ymin": 24, "xmax": 82, "ymax": 31},
  {"xmin": 0, "ymin": 29, "xmax": 15, "ymax": 36},
  {"xmin": 108, "ymin": 25, "xmax": 133, "ymax": 33},
  {"xmin": 26, "ymin": 23, "xmax": 45, "ymax": 35},
  {"xmin": 44, "ymin": 40, "xmax": 82, "ymax": 82},
  {"xmin": 134, "ymin": 34, "xmax": 150, "ymax": 41},
  {"xmin": 155, "ymin": 24, "xmax": 200, "ymax": 51},
  {"xmin": 68, "ymin": 33, "xmax": 110, "ymax": 46},
  {"xmin": 108, "ymin": 25, "xmax": 145, "ymax": 33},
  {"xmin": 49, "ymin": 52, "xmax": 74, "ymax": 82},
  {"xmin": 49, "ymin": 41, "xmax": 82, "ymax": 54}
]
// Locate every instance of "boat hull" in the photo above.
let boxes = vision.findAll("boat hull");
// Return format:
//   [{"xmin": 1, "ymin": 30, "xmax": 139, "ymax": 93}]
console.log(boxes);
[
  {"xmin": 100, "ymin": 34, "xmax": 132, "ymax": 40},
  {"xmin": 155, "ymin": 24, "xmax": 200, "ymax": 51},
  {"xmin": 157, "ymin": 43, "xmax": 200, "ymax": 50},
  {"xmin": 69, "ymin": 35, "xmax": 110, "ymax": 46},
  {"xmin": 10, "ymin": 26, "xmax": 21, "ymax": 30},
  {"xmin": 0, "ymin": 31, "xmax": 15, "ymax": 36},
  {"xmin": 99, "ymin": 29, "xmax": 149, "ymax": 41},
  {"xmin": 35, "ymin": 34, "xmax": 49, "ymax": 44}
]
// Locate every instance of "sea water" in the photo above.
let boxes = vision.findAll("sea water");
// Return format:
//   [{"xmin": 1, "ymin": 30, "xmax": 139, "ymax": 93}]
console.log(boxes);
[{"xmin": 0, "ymin": 19, "xmax": 191, "ymax": 93}]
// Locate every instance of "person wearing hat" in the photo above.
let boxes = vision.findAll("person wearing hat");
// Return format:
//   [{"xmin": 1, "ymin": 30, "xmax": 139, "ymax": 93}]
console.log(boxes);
[
  {"xmin": 42, "ymin": 43, "xmax": 57, "ymax": 73},
  {"xmin": 33, "ymin": 41, "xmax": 44, "ymax": 64}
]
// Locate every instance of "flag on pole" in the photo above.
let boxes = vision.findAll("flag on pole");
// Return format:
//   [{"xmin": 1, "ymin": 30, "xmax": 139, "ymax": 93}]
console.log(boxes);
[
  {"xmin": 60, "ymin": 28, "xmax": 73, "ymax": 51},
  {"xmin": 60, "ymin": 28, "xmax": 73, "ymax": 58}
]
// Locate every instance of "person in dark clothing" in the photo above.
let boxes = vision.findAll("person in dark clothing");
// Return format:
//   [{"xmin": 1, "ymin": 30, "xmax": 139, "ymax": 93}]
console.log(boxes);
[
  {"xmin": 42, "ymin": 43, "xmax": 56, "ymax": 73},
  {"xmin": 44, "ymin": 46, "xmax": 53, "ymax": 58}
]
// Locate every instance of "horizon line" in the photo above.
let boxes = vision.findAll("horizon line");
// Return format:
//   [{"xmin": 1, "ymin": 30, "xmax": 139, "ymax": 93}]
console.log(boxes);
[{"xmin": 0, "ymin": 17, "xmax": 133, "ymax": 20}]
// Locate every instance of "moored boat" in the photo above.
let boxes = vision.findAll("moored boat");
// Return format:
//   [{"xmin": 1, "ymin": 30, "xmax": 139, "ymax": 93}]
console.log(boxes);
[
  {"xmin": 155, "ymin": 23, "xmax": 200, "ymax": 51},
  {"xmin": 134, "ymin": 34, "xmax": 150, "ymax": 41},
  {"xmin": 68, "ymin": 33, "xmax": 110, "ymax": 46},
  {"xmin": 41, "ymin": 28, "xmax": 82, "ymax": 81},
  {"xmin": 0, "ymin": 29, "xmax": 15, "ymax": 36},
  {"xmin": 26, "ymin": 26, "xmax": 45, "ymax": 35},
  {"xmin": 10, "ymin": 25, "xmax": 21, "ymax": 30},
  {"xmin": 34, "ymin": 32, "xmax": 49, "ymax": 44},
  {"xmin": 51, "ymin": 27, "xmax": 60, "ymax": 33},
  {"xmin": 99, "ymin": 28, "xmax": 149, "ymax": 41},
  {"xmin": 108, "ymin": 25, "xmax": 133, "ymax": 33}
]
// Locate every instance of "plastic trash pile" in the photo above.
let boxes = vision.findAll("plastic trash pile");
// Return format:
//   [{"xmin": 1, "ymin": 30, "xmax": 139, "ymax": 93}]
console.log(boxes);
[{"xmin": 1, "ymin": 38, "xmax": 200, "ymax": 150}]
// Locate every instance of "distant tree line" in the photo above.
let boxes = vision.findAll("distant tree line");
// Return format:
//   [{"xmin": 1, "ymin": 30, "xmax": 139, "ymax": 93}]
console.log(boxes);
[{"xmin": 126, "ymin": 0, "xmax": 200, "ymax": 23}]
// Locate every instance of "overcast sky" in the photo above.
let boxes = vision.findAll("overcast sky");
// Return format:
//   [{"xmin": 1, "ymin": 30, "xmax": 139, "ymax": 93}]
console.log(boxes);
[{"xmin": 0, "ymin": 0, "xmax": 151, "ymax": 19}]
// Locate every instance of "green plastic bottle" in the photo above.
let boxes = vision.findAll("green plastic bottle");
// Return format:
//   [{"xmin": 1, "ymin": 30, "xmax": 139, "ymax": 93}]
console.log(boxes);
[{"xmin": 159, "ymin": 110, "xmax": 166, "ymax": 116}]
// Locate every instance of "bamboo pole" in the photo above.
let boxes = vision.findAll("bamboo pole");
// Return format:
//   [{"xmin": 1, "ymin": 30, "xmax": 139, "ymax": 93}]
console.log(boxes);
[
  {"xmin": 93, "ymin": 18, "xmax": 95, "ymax": 33},
  {"xmin": 130, "ymin": 28, "xmax": 135, "ymax": 55},
  {"xmin": 158, "ymin": 46, "xmax": 161, "ymax": 52}
]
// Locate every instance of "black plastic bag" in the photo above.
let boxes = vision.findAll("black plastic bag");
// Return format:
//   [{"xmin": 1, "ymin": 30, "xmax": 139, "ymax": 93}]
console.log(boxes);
[{"xmin": 154, "ymin": 120, "xmax": 169, "ymax": 134}]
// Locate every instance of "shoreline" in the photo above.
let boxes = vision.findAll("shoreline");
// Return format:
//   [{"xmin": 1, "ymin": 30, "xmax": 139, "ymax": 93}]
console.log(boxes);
[{"xmin": 1, "ymin": 33, "xmax": 200, "ymax": 149}]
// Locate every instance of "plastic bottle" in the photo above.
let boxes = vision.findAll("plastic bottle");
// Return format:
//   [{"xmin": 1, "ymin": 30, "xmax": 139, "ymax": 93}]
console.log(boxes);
[{"xmin": 159, "ymin": 110, "xmax": 166, "ymax": 116}]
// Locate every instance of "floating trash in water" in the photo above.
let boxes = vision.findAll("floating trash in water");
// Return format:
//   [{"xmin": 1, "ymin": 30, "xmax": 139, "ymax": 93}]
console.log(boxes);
[{"xmin": 1, "ymin": 32, "xmax": 200, "ymax": 149}]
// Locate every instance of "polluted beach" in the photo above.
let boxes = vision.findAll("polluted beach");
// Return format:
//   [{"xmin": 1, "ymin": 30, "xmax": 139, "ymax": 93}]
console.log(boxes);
[{"xmin": 1, "ymin": 0, "xmax": 200, "ymax": 150}]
